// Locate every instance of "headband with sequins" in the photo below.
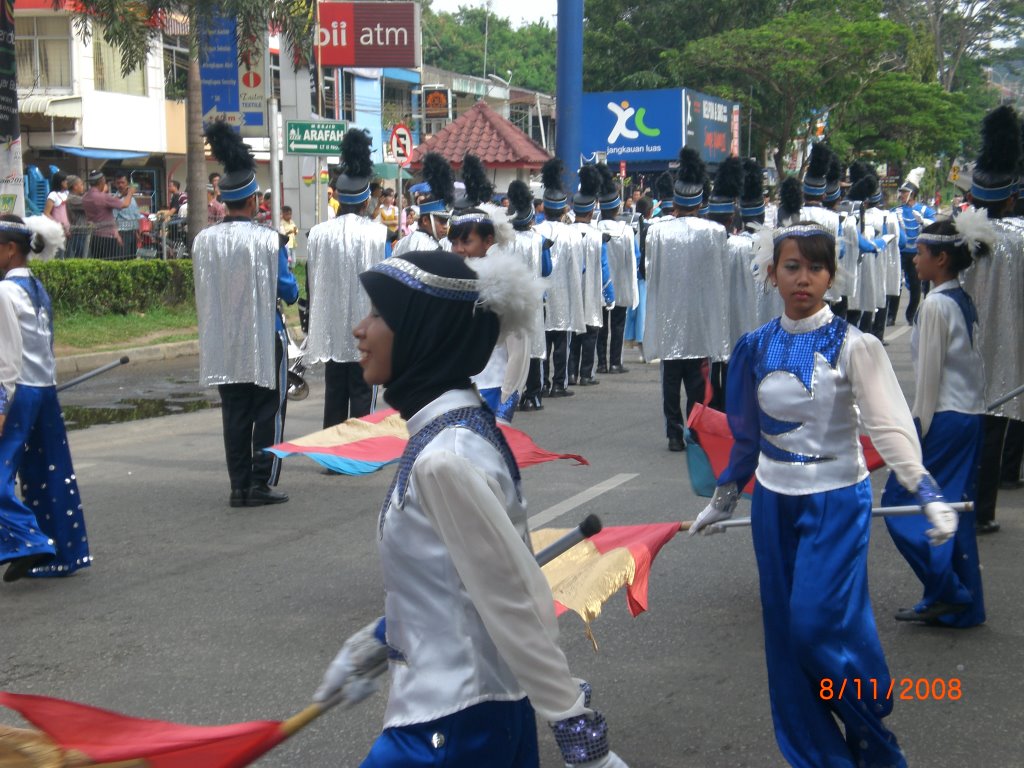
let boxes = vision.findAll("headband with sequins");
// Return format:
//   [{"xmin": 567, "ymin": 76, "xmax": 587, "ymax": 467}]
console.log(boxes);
[
  {"xmin": 772, "ymin": 224, "xmax": 835, "ymax": 245},
  {"xmin": 368, "ymin": 257, "xmax": 480, "ymax": 302},
  {"xmin": 0, "ymin": 221, "xmax": 31, "ymax": 235}
]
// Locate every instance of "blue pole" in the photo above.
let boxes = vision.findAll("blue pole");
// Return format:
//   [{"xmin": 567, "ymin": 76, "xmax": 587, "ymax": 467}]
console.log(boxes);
[{"xmin": 556, "ymin": 0, "xmax": 583, "ymax": 195}]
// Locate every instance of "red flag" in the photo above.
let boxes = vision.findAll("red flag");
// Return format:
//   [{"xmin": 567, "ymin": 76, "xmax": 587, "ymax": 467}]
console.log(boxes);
[
  {"xmin": 532, "ymin": 522, "xmax": 682, "ymax": 625},
  {"xmin": 0, "ymin": 692, "xmax": 285, "ymax": 768}
]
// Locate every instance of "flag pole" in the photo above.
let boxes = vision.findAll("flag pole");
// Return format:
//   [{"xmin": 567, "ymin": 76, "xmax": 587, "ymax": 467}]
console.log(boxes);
[{"xmin": 691, "ymin": 501, "xmax": 974, "ymax": 532}]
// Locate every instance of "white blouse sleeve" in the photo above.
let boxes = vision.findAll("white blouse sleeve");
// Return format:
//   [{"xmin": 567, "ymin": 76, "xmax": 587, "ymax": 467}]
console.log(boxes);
[
  {"xmin": 911, "ymin": 299, "xmax": 949, "ymax": 439},
  {"xmin": 501, "ymin": 330, "xmax": 530, "ymax": 404},
  {"xmin": 412, "ymin": 449, "xmax": 588, "ymax": 722},
  {"xmin": 847, "ymin": 332, "xmax": 926, "ymax": 492}
]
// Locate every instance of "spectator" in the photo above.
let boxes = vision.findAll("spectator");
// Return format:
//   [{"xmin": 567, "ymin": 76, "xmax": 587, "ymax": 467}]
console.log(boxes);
[
  {"xmin": 65, "ymin": 175, "xmax": 87, "ymax": 258},
  {"xmin": 209, "ymin": 172, "xmax": 221, "ymax": 201},
  {"xmin": 374, "ymin": 187, "xmax": 399, "ymax": 233},
  {"xmin": 82, "ymin": 170, "xmax": 134, "ymax": 259},
  {"xmin": 159, "ymin": 178, "xmax": 185, "ymax": 217},
  {"xmin": 113, "ymin": 171, "xmax": 141, "ymax": 258},
  {"xmin": 43, "ymin": 171, "xmax": 70, "ymax": 241},
  {"xmin": 206, "ymin": 184, "xmax": 226, "ymax": 227},
  {"xmin": 257, "ymin": 189, "xmax": 272, "ymax": 226},
  {"xmin": 366, "ymin": 181, "xmax": 382, "ymax": 217},
  {"xmin": 279, "ymin": 204, "xmax": 298, "ymax": 267}
]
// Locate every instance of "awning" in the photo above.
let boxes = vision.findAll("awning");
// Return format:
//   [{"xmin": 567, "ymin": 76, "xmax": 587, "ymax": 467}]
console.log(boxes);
[
  {"xmin": 19, "ymin": 95, "xmax": 82, "ymax": 119},
  {"xmin": 55, "ymin": 145, "xmax": 150, "ymax": 160},
  {"xmin": 374, "ymin": 162, "xmax": 412, "ymax": 181}
]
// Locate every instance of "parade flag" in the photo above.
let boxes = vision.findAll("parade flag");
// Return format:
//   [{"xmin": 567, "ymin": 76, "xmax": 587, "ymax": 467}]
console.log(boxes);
[
  {"xmin": 531, "ymin": 522, "xmax": 682, "ymax": 644},
  {"xmin": 268, "ymin": 409, "xmax": 587, "ymax": 474},
  {"xmin": 0, "ymin": 692, "xmax": 289, "ymax": 767},
  {"xmin": 685, "ymin": 403, "xmax": 884, "ymax": 497}
]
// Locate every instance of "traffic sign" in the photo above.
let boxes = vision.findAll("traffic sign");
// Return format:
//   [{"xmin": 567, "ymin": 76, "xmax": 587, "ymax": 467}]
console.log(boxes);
[
  {"xmin": 285, "ymin": 120, "xmax": 348, "ymax": 155},
  {"xmin": 390, "ymin": 123, "xmax": 413, "ymax": 167},
  {"xmin": 199, "ymin": 15, "xmax": 266, "ymax": 137}
]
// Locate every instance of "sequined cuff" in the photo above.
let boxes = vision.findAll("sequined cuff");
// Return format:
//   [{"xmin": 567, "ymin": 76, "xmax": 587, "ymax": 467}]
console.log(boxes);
[
  {"xmin": 550, "ymin": 710, "xmax": 610, "ymax": 765},
  {"xmin": 0, "ymin": 385, "xmax": 9, "ymax": 416},
  {"xmin": 914, "ymin": 474, "xmax": 946, "ymax": 507},
  {"xmin": 495, "ymin": 391, "xmax": 520, "ymax": 422}
]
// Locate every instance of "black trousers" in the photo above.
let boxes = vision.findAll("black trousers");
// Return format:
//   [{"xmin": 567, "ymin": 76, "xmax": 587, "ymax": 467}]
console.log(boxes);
[
  {"xmin": 545, "ymin": 330, "xmax": 572, "ymax": 389},
  {"xmin": 1002, "ymin": 419, "xmax": 1024, "ymax": 484},
  {"xmin": 597, "ymin": 306, "xmax": 627, "ymax": 368},
  {"xmin": 569, "ymin": 325, "xmax": 599, "ymax": 379},
  {"xmin": 524, "ymin": 358, "xmax": 544, "ymax": 400},
  {"xmin": 323, "ymin": 360, "xmax": 372, "ymax": 428},
  {"xmin": 870, "ymin": 304, "xmax": 889, "ymax": 340},
  {"xmin": 218, "ymin": 335, "xmax": 286, "ymax": 491},
  {"xmin": 975, "ymin": 414, "xmax": 1009, "ymax": 525},
  {"xmin": 661, "ymin": 358, "xmax": 707, "ymax": 441},
  {"xmin": 883, "ymin": 294, "xmax": 900, "ymax": 326}
]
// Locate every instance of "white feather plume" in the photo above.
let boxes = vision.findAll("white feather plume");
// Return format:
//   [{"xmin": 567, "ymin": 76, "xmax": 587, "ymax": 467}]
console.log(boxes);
[
  {"xmin": 954, "ymin": 205, "xmax": 997, "ymax": 255},
  {"xmin": 478, "ymin": 202, "xmax": 514, "ymax": 247},
  {"xmin": 469, "ymin": 247, "xmax": 544, "ymax": 341},
  {"xmin": 905, "ymin": 167, "xmax": 926, "ymax": 189},
  {"xmin": 24, "ymin": 215, "xmax": 66, "ymax": 261}
]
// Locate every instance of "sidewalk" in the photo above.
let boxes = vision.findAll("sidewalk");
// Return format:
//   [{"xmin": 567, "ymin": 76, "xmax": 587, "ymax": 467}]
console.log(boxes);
[{"xmin": 55, "ymin": 338, "xmax": 199, "ymax": 377}]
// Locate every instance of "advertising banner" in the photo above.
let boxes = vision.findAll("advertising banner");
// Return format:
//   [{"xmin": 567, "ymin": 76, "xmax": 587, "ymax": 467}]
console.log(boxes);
[
  {"xmin": 315, "ymin": 2, "xmax": 420, "ymax": 68},
  {"xmin": 0, "ymin": 0, "xmax": 23, "ymax": 216},
  {"xmin": 581, "ymin": 88, "xmax": 681, "ymax": 162}
]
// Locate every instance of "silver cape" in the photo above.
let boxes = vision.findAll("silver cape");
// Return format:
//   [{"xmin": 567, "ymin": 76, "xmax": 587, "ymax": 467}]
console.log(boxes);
[
  {"xmin": 507, "ymin": 229, "xmax": 548, "ymax": 358},
  {"xmin": 962, "ymin": 218, "xmax": 1024, "ymax": 420},
  {"xmin": 577, "ymin": 222, "xmax": 605, "ymax": 327},
  {"xmin": 599, "ymin": 218, "xmax": 639, "ymax": 309},
  {"xmin": 393, "ymin": 229, "xmax": 445, "ymax": 257},
  {"xmin": 726, "ymin": 232, "xmax": 757, "ymax": 344},
  {"xmin": 306, "ymin": 214, "xmax": 388, "ymax": 364},
  {"xmin": 536, "ymin": 220, "xmax": 586, "ymax": 333},
  {"xmin": 193, "ymin": 221, "xmax": 280, "ymax": 388},
  {"xmin": 643, "ymin": 216, "xmax": 730, "ymax": 361}
]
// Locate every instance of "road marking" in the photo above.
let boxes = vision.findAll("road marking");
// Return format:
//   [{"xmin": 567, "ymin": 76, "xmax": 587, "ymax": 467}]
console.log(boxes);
[
  {"xmin": 529, "ymin": 473, "xmax": 639, "ymax": 529},
  {"xmin": 886, "ymin": 325, "xmax": 910, "ymax": 342}
]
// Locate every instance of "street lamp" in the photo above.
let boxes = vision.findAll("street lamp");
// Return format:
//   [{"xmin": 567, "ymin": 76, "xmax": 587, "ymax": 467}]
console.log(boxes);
[{"xmin": 487, "ymin": 71, "xmax": 513, "ymax": 119}]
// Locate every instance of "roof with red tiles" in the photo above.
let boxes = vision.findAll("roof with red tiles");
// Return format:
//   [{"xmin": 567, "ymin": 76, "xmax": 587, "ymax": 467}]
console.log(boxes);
[{"xmin": 408, "ymin": 101, "xmax": 551, "ymax": 169}]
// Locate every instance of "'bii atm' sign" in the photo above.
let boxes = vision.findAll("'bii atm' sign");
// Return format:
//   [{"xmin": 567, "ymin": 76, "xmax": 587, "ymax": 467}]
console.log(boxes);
[{"xmin": 314, "ymin": 2, "xmax": 421, "ymax": 67}]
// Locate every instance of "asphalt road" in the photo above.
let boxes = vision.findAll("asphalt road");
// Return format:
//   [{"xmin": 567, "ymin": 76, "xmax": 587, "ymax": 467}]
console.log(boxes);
[{"xmin": 2, "ymin": 323, "xmax": 1023, "ymax": 767}]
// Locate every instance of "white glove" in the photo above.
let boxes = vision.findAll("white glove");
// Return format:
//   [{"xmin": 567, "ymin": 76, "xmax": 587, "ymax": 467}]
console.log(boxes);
[
  {"xmin": 923, "ymin": 502, "xmax": 957, "ymax": 546},
  {"xmin": 313, "ymin": 618, "xmax": 389, "ymax": 704},
  {"xmin": 688, "ymin": 482, "xmax": 739, "ymax": 537},
  {"xmin": 571, "ymin": 752, "xmax": 629, "ymax": 768}
]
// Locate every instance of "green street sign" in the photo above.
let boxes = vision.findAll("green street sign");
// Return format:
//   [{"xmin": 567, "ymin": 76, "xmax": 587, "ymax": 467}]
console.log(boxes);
[{"xmin": 285, "ymin": 120, "xmax": 348, "ymax": 155}]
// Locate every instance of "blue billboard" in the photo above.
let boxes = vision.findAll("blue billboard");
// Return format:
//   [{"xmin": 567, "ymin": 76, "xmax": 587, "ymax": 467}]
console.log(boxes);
[
  {"xmin": 581, "ymin": 88, "xmax": 682, "ymax": 162},
  {"xmin": 581, "ymin": 88, "xmax": 740, "ymax": 164}
]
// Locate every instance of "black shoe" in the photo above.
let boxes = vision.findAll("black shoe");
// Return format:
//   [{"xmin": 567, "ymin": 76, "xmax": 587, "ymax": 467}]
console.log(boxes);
[
  {"xmin": 549, "ymin": 386, "xmax": 575, "ymax": 398},
  {"xmin": 4, "ymin": 553, "xmax": 49, "ymax": 583},
  {"xmin": 976, "ymin": 520, "xmax": 1000, "ymax": 534},
  {"xmin": 246, "ymin": 483, "xmax": 289, "ymax": 506},
  {"xmin": 520, "ymin": 398, "xmax": 543, "ymax": 412},
  {"xmin": 596, "ymin": 365, "xmax": 609, "ymax": 374},
  {"xmin": 579, "ymin": 377, "xmax": 600, "ymax": 386},
  {"xmin": 886, "ymin": 318, "xmax": 896, "ymax": 327},
  {"xmin": 609, "ymin": 365, "xmax": 630, "ymax": 374},
  {"xmin": 567, "ymin": 376, "xmax": 578, "ymax": 386},
  {"xmin": 668, "ymin": 438, "xmax": 685, "ymax": 452},
  {"xmin": 229, "ymin": 489, "xmax": 248, "ymax": 507},
  {"xmin": 894, "ymin": 602, "xmax": 968, "ymax": 623}
]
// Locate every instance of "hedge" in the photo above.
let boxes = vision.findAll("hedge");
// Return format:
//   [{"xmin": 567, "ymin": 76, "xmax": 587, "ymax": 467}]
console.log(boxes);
[{"xmin": 31, "ymin": 259, "xmax": 195, "ymax": 316}]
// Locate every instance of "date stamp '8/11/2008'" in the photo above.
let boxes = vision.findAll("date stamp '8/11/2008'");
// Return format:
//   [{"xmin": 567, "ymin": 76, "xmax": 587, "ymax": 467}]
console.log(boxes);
[{"xmin": 819, "ymin": 678, "xmax": 962, "ymax": 702}]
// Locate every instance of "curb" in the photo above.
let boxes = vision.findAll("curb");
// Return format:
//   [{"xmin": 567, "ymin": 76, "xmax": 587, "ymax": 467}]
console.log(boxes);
[{"xmin": 56, "ymin": 339, "xmax": 199, "ymax": 377}]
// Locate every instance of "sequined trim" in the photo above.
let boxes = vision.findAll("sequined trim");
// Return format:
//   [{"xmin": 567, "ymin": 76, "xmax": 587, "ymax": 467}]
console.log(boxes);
[
  {"xmin": 550, "ymin": 710, "xmax": 610, "ymax": 764},
  {"xmin": 915, "ymin": 474, "xmax": 946, "ymax": 506},
  {"xmin": 0, "ymin": 385, "xmax": 8, "ymax": 415},
  {"xmin": 450, "ymin": 212, "xmax": 491, "ymax": 227},
  {"xmin": 0, "ymin": 220, "xmax": 30, "ymax": 234},
  {"xmin": 378, "ymin": 406, "xmax": 522, "ymax": 537},
  {"xmin": 773, "ymin": 224, "xmax": 835, "ymax": 244},
  {"xmin": 370, "ymin": 259, "xmax": 480, "ymax": 302}
]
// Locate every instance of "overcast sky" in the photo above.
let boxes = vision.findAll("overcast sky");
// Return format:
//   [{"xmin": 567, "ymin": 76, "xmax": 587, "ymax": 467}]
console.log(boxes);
[{"xmin": 429, "ymin": 0, "xmax": 558, "ymax": 28}]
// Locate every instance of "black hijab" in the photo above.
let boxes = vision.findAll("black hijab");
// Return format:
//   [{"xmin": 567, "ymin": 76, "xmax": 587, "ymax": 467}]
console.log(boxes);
[{"xmin": 359, "ymin": 251, "xmax": 500, "ymax": 420}]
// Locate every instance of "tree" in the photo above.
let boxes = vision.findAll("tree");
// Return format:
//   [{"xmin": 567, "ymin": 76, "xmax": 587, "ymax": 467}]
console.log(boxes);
[
  {"xmin": 681, "ymin": 7, "xmax": 910, "ymax": 177},
  {"xmin": 62, "ymin": 0, "xmax": 315, "ymax": 248},
  {"xmin": 883, "ymin": 0, "xmax": 1024, "ymax": 90}
]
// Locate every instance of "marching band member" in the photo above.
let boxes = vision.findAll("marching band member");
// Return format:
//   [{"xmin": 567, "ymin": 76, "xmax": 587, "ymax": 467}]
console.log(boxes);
[
  {"xmin": 0, "ymin": 214, "xmax": 90, "ymax": 582},
  {"xmin": 314, "ymin": 249, "xmax": 627, "ymax": 768},
  {"xmin": 395, "ymin": 153, "xmax": 454, "ymax": 256},
  {"xmin": 893, "ymin": 167, "xmax": 935, "ymax": 325},
  {"xmin": 881, "ymin": 212, "xmax": 995, "ymax": 627},
  {"xmin": 535, "ymin": 158, "xmax": 586, "ymax": 398},
  {"xmin": 596, "ymin": 164, "xmax": 639, "ymax": 375},
  {"xmin": 691, "ymin": 222, "xmax": 957, "ymax": 768},
  {"xmin": 644, "ymin": 148, "xmax": 729, "ymax": 451},
  {"xmin": 307, "ymin": 128, "xmax": 391, "ymax": 428},
  {"xmin": 193, "ymin": 122, "xmax": 298, "ymax": 508}
]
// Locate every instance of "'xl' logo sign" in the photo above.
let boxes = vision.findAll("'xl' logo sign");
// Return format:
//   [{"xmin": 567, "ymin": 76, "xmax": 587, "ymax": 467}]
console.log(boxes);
[{"xmin": 606, "ymin": 100, "xmax": 661, "ymax": 143}]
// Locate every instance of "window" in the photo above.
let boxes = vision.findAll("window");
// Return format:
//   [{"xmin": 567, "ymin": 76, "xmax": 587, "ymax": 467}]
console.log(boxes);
[
  {"xmin": 15, "ymin": 16, "xmax": 72, "ymax": 91},
  {"xmin": 93, "ymin": 26, "xmax": 147, "ymax": 96},
  {"xmin": 162, "ymin": 33, "xmax": 188, "ymax": 101}
]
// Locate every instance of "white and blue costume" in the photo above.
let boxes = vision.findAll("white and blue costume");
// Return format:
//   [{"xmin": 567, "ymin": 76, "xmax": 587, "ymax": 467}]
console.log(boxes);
[
  {"xmin": 716, "ymin": 304, "xmax": 936, "ymax": 768},
  {"xmin": 0, "ymin": 268, "xmax": 90, "ymax": 576},
  {"xmin": 880, "ymin": 280, "xmax": 985, "ymax": 626}
]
